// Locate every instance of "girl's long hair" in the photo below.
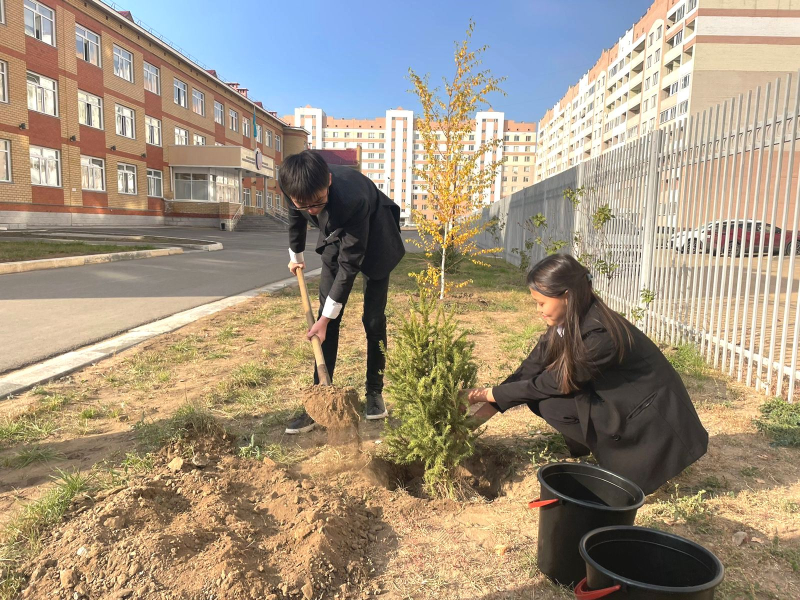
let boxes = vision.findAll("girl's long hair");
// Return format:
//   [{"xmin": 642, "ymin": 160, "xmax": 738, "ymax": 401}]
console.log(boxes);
[{"xmin": 527, "ymin": 254, "xmax": 633, "ymax": 393}]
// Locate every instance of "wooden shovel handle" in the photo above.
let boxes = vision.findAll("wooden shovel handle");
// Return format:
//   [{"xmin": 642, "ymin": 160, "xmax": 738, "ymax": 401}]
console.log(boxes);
[{"xmin": 296, "ymin": 267, "xmax": 331, "ymax": 385}]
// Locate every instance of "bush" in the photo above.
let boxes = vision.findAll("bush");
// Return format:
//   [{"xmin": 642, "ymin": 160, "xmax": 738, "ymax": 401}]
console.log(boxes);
[
  {"xmin": 755, "ymin": 398, "xmax": 800, "ymax": 447},
  {"xmin": 383, "ymin": 291, "xmax": 478, "ymax": 498}
]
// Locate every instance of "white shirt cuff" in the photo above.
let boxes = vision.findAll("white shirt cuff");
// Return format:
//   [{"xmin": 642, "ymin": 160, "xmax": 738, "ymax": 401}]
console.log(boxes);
[
  {"xmin": 321, "ymin": 296, "xmax": 343, "ymax": 320},
  {"xmin": 288, "ymin": 249, "xmax": 304, "ymax": 263}
]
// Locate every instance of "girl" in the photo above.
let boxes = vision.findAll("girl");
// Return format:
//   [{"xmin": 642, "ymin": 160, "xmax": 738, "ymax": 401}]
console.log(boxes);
[{"xmin": 462, "ymin": 254, "xmax": 708, "ymax": 495}]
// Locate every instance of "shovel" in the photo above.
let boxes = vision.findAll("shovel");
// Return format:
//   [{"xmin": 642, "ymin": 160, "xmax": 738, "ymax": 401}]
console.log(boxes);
[{"xmin": 295, "ymin": 266, "xmax": 331, "ymax": 386}]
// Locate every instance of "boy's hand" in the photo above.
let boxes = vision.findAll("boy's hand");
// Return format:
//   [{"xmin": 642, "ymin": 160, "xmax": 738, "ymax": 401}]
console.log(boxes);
[
  {"xmin": 307, "ymin": 316, "xmax": 330, "ymax": 343},
  {"xmin": 288, "ymin": 261, "xmax": 306, "ymax": 275}
]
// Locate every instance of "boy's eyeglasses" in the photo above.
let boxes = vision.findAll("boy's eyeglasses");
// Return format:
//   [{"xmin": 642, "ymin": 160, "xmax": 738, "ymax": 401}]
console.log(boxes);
[
  {"xmin": 291, "ymin": 191, "xmax": 328, "ymax": 212},
  {"xmin": 292, "ymin": 201, "xmax": 327, "ymax": 212}
]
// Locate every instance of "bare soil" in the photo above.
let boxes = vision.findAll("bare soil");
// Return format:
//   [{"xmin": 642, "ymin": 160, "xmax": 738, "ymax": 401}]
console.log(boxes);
[{"xmin": 19, "ymin": 441, "xmax": 377, "ymax": 600}]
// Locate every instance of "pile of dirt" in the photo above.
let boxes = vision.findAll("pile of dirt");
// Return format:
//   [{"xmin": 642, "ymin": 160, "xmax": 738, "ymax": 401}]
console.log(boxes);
[
  {"xmin": 18, "ymin": 451, "xmax": 383, "ymax": 600},
  {"xmin": 302, "ymin": 385, "xmax": 360, "ymax": 446}
]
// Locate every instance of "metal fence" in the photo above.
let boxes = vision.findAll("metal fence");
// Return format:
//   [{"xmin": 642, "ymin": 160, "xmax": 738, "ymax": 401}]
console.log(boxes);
[{"xmin": 478, "ymin": 71, "xmax": 800, "ymax": 401}]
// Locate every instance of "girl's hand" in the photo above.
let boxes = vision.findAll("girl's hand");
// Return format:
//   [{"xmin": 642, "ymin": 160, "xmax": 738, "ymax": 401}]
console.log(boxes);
[{"xmin": 460, "ymin": 388, "xmax": 495, "ymax": 405}]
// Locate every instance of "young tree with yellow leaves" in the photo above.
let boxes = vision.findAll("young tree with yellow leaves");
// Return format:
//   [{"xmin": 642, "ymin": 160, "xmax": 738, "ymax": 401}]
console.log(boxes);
[{"xmin": 408, "ymin": 20, "xmax": 506, "ymax": 299}]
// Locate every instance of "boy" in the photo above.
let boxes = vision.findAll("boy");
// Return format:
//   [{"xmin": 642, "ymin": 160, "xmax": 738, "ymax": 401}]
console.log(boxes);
[{"xmin": 280, "ymin": 150, "xmax": 405, "ymax": 433}]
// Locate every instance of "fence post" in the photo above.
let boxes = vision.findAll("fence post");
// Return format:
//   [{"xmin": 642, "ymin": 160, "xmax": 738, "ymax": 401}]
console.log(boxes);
[{"xmin": 639, "ymin": 130, "xmax": 663, "ymax": 333}]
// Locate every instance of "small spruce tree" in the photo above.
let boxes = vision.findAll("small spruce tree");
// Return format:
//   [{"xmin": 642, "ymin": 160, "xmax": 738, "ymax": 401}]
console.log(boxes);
[{"xmin": 383, "ymin": 290, "xmax": 478, "ymax": 498}]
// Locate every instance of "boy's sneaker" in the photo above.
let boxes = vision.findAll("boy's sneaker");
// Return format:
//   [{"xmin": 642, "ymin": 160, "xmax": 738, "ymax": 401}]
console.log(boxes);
[
  {"xmin": 285, "ymin": 412, "xmax": 316, "ymax": 434},
  {"xmin": 365, "ymin": 393, "xmax": 388, "ymax": 420}
]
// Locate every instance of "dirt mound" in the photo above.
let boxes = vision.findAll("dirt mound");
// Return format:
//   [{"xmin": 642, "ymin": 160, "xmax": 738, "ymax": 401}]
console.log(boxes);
[
  {"xmin": 19, "ymin": 452, "xmax": 381, "ymax": 600},
  {"xmin": 302, "ymin": 385, "xmax": 360, "ymax": 447},
  {"xmin": 302, "ymin": 385, "xmax": 359, "ymax": 430}
]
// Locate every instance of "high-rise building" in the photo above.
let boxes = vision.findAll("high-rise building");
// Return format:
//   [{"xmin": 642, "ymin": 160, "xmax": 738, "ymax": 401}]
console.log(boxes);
[
  {"xmin": 285, "ymin": 107, "xmax": 536, "ymax": 224},
  {"xmin": 0, "ymin": 0, "xmax": 306, "ymax": 229},
  {"xmin": 535, "ymin": 0, "xmax": 800, "ymax": 183}
]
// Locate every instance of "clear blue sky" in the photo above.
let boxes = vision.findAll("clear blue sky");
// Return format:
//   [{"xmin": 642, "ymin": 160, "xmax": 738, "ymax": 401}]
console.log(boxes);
[{"xmin": 118, "ymin": 0, "xmax": 654, "ymax": 124}]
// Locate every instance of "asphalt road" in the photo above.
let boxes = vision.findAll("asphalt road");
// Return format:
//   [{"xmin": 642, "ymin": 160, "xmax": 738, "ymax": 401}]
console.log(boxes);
[{"xmin": 0, "ymin": 227, "xmax": 324, "ymax": 375}]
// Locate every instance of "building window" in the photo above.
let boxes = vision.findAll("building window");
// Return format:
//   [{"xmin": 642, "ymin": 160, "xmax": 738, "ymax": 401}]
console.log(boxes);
[
  {"xmin": 80, "ymin": 156, "xmax": 105, "ymax": 191},
  {"xmin": 174, "ymin": 127, "xmax": 188, "ymax": 145},
  {"xmin": 147, "ymin": 169, "xmax": 162, "ymax": 197},
  {"xmin": 0, "ymin": 140, "xmax": 10, "ymax": 183},
  {"xmin": 256, "ymin": 190, "xmax": 263, "ymax": 208},
  {"xmin": 646, "ymin": 55, "xmax": 653, "ymax": 69},
  {"xmin": 143, "ymin": 62, "xmax": 160, "ymax": 95},
  {"xmin": 276, "ymin": 135, "xmax": 281, "ymax": 152},
  {"xmin": 145, "ymin": 116, "xmax": 161, "ymax": 146},
  {"xmin": 368, "ymin": 132, "xmax": 375, "ymax": 139},
  {"xmin": 75, "ymin": 25, "xmax": 101, "ymax": 66},
  {"xmin": 115, "ymin": 104, "xmax": 135, "ymax": 139},
  {"xmin": 0, "ymin": 0, "xmax": 4, "ymax": 24},
  {"xmin": 24, "ymin": 0, "xmax": 55, "ymax": 46},
  {"xmin": 192, "ymin": 89, "xmax": 205, "ymax": 116},
  {"xmin": 193, "ymin": 134, "xmax": 206, "ymax": 145},
  {"xmin": 0, "ymin": 61, "xmax": 7, "ymax": 103},
  {"xmin": 653, "ymin": 71, "xmax": 660, "ymax": 85},
  {"xmin": 29, "ymin": 146, "xmax": 60, "ymax": 187},
  {"xmin": 173, "ymin": 78, "xmax": 188, "ymax": 108},
  {"xmin": 655, "ymin": 48, "xmax": 661, "ymax": 61},
  {"xmin": 657, "ymin": 25, "xmax": 662, "ymax": 39},
  {"xmin": 678, "ymin": 100, "xmax": 689, "ymax": 116},
  {"xmin": 78, "ymin": 91, "xmax": 102, "ymax": 129},
  {"xmin": 26, "ymin": 72, "xmax": 58, "ymax": 116},
  {"xmin": 229, "ymin": 109, "xmax": 238, "ymax": 132},
  {"xmin": 266, "ymin": 191, "xmax": 273, "ymax": 208},
  {"xmin": 214, "ymin": 101, "xmax": 224, "ymax": 124},
  {"xmin": 243, "ymin": 118, "xmax": 250, "ymax": 138},
  {"xmin": 113, "ymin": 45, "xmax": 134, "ymax": 82},
  {"xmin": 660, "ymin": 106, "xmax": 677, "ymax": 124},
  {"xmin": 266, "ymin": 130, "xmax": 272, "ymax": 146},
  {"xmin": 255, "ymin": 125, "xmax": 262, "ymax": 143},
  {"xmin": 117, "ymin": 163, "xmax": 137, "ymax": 194},
  {"xmin": 175, "ymin": 173, "xmax": 208, "ymax": 201},
  {"xmin": 243, "ymin": 188, "xmax": 251, "ymax": 206}
]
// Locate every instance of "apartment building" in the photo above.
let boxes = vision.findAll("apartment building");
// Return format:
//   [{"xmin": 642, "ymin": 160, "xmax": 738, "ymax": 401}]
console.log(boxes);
[
  {"xmin": 535, "ymin": 0, "xmax": 800, "ymax": 183},
  {"xmin": 0, "ymin": 0, "xmax": 307, "ymax": 229},
  {"xmin": 285, "ymin": 106, "xmax": 536, "ymax": 224}
]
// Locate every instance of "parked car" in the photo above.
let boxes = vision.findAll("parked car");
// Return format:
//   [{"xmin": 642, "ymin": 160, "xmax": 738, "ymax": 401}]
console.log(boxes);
[{"xmin": 673, "ymin": 220, "xmax": 800, "ymax": 256}]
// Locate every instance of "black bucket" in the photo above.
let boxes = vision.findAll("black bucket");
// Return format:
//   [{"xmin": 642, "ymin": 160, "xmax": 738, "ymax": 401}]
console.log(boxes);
[
  {"xmin": 530, "ymin": 463, "xmax": 645, "ymax": 586},
  {"xmin": 576, "ymin": 526, "xmax": 724, "ymax": 599}
]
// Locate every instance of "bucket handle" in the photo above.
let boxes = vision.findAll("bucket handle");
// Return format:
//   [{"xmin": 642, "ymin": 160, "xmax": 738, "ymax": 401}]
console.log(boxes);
[
  {"xmin": 574, "ymin": 578, "xmax": 621, "ymax": 599},
  {"xmin": 528, "ymin": 498, "xmax": 559, "ymax": 509}
]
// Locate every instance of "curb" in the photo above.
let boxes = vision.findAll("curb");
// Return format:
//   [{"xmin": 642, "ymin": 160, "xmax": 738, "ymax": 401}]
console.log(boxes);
[
  {"xmin": 0, "ymin": 247, "xmax": 187, "ymax": 275},
  {"xmin": 0, "ymin": 269, "xmax": 323, "ymax": 400}
]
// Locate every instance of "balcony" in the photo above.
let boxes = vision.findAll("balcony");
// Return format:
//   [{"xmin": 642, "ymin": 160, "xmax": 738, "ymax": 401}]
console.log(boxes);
[
  {"xmin": 662, "ymin": 67, "xmax": 681, "ymax": 90},
  {"xmin": 664, "ymin": 43, "xmax": 683, "ymax": 68}
]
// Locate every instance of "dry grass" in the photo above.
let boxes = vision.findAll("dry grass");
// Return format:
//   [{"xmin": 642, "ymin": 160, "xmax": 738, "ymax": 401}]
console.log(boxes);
[{"xmin": 0, "ymin": 255, "xmax": 797, "ymax": 599}]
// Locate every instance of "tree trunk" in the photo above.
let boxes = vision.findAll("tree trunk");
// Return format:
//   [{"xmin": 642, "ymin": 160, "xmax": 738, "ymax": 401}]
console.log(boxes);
[{"xmin": 440, "ymin": 220, "xmax": 450, "ymax": 300}]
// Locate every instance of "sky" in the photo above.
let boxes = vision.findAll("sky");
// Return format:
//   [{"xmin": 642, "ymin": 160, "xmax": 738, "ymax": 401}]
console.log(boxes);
[{"xmin": 116, "ymin": 0, "xmax": 654, "ymax": 124}]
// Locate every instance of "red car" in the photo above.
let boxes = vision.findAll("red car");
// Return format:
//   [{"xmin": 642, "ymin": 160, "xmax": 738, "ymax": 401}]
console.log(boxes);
[{"xmin": 706, "ymin": 221, "xmax": 800, "ymax": 257}]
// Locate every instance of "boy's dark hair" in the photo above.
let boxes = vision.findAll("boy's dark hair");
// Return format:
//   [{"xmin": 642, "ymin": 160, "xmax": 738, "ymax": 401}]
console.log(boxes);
[{"xmin": 278, "ymin": 150, "xmax": 330, "ymax": 205}]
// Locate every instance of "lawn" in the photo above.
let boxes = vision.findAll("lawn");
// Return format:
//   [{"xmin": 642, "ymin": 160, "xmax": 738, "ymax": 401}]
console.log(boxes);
[
  {"xmin": 0, "ymin": 240, "xmax": 157, "ymax": 263},
  {"xmin": 0, "ymin": 254, "xmax": 798, "ymax": 599}
]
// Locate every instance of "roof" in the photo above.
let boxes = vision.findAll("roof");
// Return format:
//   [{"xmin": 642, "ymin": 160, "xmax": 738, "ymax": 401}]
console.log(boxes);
[{"xmin": 315, "ymin": 149, "xmax": 360, "ymax": 167}]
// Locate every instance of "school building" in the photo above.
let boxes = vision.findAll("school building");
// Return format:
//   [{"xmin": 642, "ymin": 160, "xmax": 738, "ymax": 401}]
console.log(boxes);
[{"xmin": 0, "ymin": 0, "xmax": 308, "ymax": 229}]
